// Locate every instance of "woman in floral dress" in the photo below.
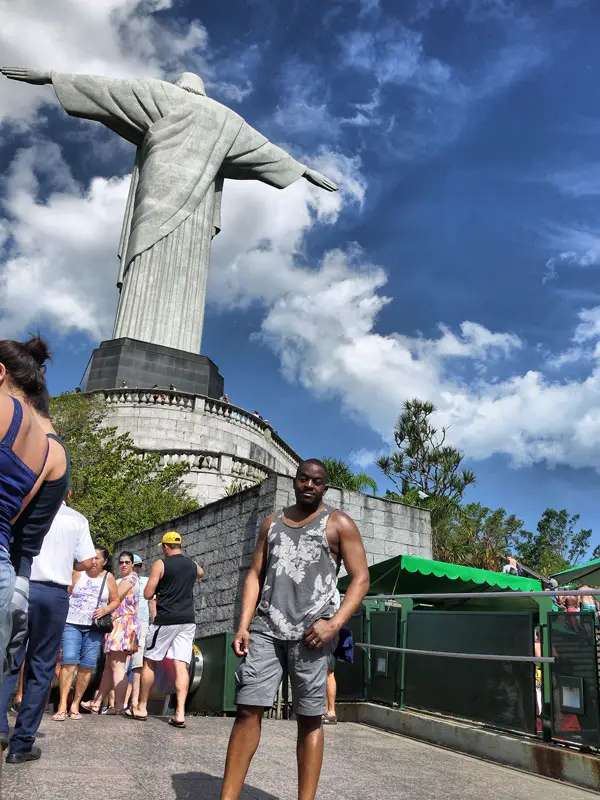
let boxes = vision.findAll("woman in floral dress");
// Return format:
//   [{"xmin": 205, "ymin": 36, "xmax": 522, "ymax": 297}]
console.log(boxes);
[{"xmin": 81, "ymin": 550, "xmax": 140, "ymax": 714}]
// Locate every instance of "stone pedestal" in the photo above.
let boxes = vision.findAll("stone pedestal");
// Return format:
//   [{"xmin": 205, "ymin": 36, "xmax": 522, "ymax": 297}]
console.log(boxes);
[{"xmin": 84, "ymin": 338, "xmax": 223, "ymax": 398}]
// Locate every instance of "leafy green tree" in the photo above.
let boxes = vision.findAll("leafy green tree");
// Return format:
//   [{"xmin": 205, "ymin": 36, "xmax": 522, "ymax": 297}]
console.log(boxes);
[
  {"xmin": 435, "ymin": 502, "xmax": 524, "ymax": 570},
  {"xmin": 322, "ymin": 458, "xmax": 378, "ymax": 495},
  {"xmin": 592, "ymin": 544, "xmax": 600, "ymax": 561},
  {"xmin": 377, "ymin": 399, "xmax": 475, "ymax": 550},
  {"xmin": 50, "ymin": 392, "xmax": 197, "ymax": 551},
  {"xmin": 515, "ymin": 508, "xmax": 592, "ymax": 576}
]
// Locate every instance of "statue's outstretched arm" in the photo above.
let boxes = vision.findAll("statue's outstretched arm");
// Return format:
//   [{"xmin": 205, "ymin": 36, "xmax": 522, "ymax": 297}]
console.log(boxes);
[
  {"xmin": 1, "ymin": 67, "xmax": 51, "ymax": 85},
  {"xmin": 303, "ymin": 168, "xmax": 338, "ymax": 192}
]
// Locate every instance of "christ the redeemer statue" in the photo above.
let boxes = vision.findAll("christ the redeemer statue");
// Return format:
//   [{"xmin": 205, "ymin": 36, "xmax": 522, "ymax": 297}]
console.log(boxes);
[{"xmin": 1, "ymin": 68, "xmax": 338, "ymax": 354}]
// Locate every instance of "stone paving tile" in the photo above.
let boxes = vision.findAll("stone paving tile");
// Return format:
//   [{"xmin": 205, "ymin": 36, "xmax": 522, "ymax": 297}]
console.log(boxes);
[{"xmin": 1, "ymin": 715, "xmax": 598, "ymax": 800}]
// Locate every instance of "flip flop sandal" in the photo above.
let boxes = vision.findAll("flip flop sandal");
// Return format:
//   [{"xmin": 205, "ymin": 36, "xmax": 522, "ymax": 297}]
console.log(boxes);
[
  {"xmin": 80, "ymin": 702, "xmax": 101, "ymax": 715},
  {"xmin": 123, "ymin": 708, "xmax": 147, "ymax": 721},
  {"xmin": 52, "ymin": 711, "xmax": 67, "ymax": 722},
  {"xmin": 69, "ymin": 711, "xmax": 82, "ymax": 720},
  {"xmin": 168, "ymin": 718, "xmax": 186, "ymax": 728}
]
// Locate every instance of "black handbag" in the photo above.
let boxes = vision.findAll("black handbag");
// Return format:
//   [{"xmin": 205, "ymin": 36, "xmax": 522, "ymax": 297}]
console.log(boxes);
[{"xmin": 92, "ymin": 572, "xmax": 114, "ymax": 633}]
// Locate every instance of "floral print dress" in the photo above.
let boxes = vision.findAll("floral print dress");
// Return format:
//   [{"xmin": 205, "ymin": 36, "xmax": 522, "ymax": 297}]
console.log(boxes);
[{"xmin": 104, "ymin": 573, "xmax": 140, "ymax": 654}]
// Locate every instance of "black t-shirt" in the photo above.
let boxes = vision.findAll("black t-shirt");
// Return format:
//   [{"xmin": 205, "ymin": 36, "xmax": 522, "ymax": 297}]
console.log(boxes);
[{"xmin": 154, "ymin": 553, "xmax": 197, "ymax": 625}]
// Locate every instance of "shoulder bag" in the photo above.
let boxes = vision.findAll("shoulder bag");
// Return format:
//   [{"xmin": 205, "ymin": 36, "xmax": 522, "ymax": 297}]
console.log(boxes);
[{"xmin": 92, "ymin": 572, "xmax": 114, "ymax": 633}]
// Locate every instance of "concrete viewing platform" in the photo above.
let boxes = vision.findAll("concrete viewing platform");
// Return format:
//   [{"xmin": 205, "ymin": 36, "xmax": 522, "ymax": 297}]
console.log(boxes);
[{"xmin": 2, "ymin": 715, "xmax": 597, "ymax": 800}]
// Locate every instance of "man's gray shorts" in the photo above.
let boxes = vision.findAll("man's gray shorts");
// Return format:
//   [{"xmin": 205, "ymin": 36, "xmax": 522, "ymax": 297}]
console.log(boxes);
[{"xmin": 235, "ymin": 631, "xmax": 335, "ymax": 717}]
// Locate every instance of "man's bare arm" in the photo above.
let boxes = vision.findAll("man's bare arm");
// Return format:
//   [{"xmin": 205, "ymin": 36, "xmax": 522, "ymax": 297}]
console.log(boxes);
[
  {"xmin": 232, "ymin": 515, "xmax": 272, "ymax": 656},
  {"xmin": 196, "ymin": 563, "xmax": 204, "ymax": 581},
  {"xmin": 144, "ymin": 560, "xmax": 164, "ymax": 600},
  {"xmin": 304, "ymin": 512, "xmax": 369, "ymax": 648}
]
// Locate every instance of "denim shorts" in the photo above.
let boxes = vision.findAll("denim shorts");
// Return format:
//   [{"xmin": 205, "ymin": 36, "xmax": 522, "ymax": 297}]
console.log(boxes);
[
  {"xmin": 0, "ymin": 547, "xmax": 16, "ymax": 693},
  {"xmin": 61, "ymin": 622, "xmax": 104, "ymax": 669},
  {"xmin": 235, "ymin": 631, "xmax": 336, "ymax": 716}
]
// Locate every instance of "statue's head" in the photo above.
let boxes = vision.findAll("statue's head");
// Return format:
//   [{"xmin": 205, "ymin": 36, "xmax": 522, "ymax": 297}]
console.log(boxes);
[{"xmin": 174, "ymin": 72, "xmax": 206, "ymax": 97}]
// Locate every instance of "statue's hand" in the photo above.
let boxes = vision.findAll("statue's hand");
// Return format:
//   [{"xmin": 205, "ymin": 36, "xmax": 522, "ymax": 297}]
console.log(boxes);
[
  {"xmin": 0, "ymin": 67, "xmax": 51, "ymax": 85},
  {"xmin": 303, "ymin": 168, "xmax": 339, "ymax": 192}
]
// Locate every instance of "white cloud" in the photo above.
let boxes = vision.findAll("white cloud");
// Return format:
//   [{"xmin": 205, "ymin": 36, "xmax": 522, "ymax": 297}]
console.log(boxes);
[
  {"xmin": 0, "ymin": 0, "xmax": 249, "ymax": 126},
  {"xmin": 350, "ymin": 448, "xmax": 385, "ymax": 468},
  {"xmin": 0, "ymin": 143, "xmax": 125, "ymax": 339},
  {"xmin": 340, "ymin": 24, "xmax": 452, "ymax": 93},
  {"xmin": 548, "ymin": 165, "xmax": 600, "ymax": 198},
  {"xmin": 6, "ymin": 139, "xmax": 600, "ymax": 472},
  {"xmin": 543, "ymin": 227, "xmax": 600, "ymax": 282},
  {"xmin": 272, "ymin": 60, "xmax": 344, "ymax": 140},
  {"xmin": 432, "ymin": 322, "xmax": 521, "ymax": 360},
  {"xmin": 207, "ymin": 152, "xmax": 600, "ymax": 473}
]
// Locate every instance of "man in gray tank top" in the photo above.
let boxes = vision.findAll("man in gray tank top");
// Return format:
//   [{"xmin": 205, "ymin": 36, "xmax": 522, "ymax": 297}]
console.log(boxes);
[{"xmin": 220, "ymin": 459, "xmax": 370, "ymax": 800}]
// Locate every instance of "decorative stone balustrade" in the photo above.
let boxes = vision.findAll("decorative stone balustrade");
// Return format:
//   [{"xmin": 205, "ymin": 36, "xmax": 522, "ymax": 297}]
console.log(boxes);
[{"xmin": 93, "ymin": 388, "xmax": 298, "ymax": 505}]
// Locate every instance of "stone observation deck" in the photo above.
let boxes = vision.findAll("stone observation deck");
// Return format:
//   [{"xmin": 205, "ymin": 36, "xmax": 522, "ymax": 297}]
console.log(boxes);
[
  {"xmin": 96, "ymin": 388, "xmax": 300, "ymax": 505},
  {"xmin": 4, "ymin": 715, "xmax": 594, "ymax": 800}
]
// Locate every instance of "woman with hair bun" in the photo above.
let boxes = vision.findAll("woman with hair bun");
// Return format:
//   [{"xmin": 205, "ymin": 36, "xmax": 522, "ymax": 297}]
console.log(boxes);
[{"xmin": 0, "ymin": 336, "xmax": 57, "ymax": 689}]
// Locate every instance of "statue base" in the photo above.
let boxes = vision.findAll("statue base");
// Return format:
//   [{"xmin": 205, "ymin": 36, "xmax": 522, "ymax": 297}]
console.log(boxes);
[{"xmin": 83, "ymin": 337, "xmax": 224, "ymax": 398}]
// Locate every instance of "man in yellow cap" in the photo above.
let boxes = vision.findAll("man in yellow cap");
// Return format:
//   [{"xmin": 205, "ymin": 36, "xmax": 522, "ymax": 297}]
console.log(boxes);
[{"xmin": 124, "ymin": 532, "xmax": 203, "ymax": 726}]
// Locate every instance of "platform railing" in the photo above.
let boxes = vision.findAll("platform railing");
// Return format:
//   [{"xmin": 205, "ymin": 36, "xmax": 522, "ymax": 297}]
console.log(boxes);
[{"xmin": 347, "ymin": 588, "xmax": 600, "ymax": 744}]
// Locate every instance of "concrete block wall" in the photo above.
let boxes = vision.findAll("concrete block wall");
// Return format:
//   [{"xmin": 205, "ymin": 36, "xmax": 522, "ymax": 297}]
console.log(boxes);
[{"xmin": 117, "ymin": 474, "xmax": 432, "ymax": 636}]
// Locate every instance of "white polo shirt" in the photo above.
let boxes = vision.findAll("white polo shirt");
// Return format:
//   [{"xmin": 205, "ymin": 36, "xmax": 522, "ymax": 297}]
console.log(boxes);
[{"xmin": 30, "ymin": 503, "xmax": 96, "ymax": 586}]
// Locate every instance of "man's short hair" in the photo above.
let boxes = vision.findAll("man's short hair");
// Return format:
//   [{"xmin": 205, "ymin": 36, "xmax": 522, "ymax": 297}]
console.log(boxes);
[{"xmin": 296, "ymin": 458, "xmax": 329, "ymax": 482}]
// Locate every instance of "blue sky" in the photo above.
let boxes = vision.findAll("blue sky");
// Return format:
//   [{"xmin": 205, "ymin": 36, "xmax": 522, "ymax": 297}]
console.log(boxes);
[{"xmin": 2, "ymin": 0, "xmax": 600, "ymax": 549}]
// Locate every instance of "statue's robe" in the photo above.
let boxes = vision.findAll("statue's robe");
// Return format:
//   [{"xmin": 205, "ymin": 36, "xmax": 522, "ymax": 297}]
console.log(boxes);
[{"xmin": 52, "ymin": 73, "xmax": 306, "ymax": 353}]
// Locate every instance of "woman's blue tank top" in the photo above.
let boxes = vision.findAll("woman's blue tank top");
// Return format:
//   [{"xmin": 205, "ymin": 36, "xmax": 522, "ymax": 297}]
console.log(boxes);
[{"xmin": 0, "ymin": 397, "xmax": 45, "ymax": 552}]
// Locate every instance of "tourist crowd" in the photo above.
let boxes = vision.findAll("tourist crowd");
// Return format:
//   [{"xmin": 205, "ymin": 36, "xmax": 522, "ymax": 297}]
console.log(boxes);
[{"xmin": 0, "ymin": 336, "xmax": 203, "ymax": 763}]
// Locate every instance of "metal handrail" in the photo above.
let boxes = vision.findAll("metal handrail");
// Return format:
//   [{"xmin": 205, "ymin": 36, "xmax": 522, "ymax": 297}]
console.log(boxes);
[
  {"xmin": 364, "ymin": 589, "xmax": 600, "ymax": 601},
  {"xmin": 356, "ymin": 642, "xmax": 555, "ymax": 663}
]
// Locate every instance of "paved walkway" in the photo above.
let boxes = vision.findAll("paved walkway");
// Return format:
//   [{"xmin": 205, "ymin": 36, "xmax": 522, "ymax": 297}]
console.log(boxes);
[{"xmin": 2, "ymin": 715, "xmax": 597, "ymax": 800}]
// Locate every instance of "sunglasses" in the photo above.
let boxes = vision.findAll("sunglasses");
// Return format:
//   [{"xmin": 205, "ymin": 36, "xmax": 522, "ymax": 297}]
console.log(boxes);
[{"xmin": 119, "ymin": 560, "xmax": 132, "ymax": 565}]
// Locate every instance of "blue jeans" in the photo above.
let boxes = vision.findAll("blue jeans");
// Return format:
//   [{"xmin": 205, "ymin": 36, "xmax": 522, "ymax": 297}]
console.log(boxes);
[
  {"xmin": 0, "ymin": 581, "xmax": 69, "ymax": 753},
  {"xmin": 0, "ymin": 548, "xmax": 16, "ymax": 697},
  {"xmin": 61, "ymin": 623, "xmax": 104, "ymax": 669}
]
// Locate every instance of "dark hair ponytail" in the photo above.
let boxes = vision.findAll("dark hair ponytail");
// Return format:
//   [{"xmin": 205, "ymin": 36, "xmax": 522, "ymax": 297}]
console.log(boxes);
[{"xmin": 0, "ymin": 336, "xmax": 51, "ymax": 399}]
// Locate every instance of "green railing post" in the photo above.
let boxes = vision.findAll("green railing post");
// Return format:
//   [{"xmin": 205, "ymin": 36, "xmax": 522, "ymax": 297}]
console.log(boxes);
[
  {"xmin": 535, "ymin": 595, "xmax": 553, "ymax": 742},
  {"xmin": 398, "ymin": 598, "xmax": 413, "ymax": 709}
]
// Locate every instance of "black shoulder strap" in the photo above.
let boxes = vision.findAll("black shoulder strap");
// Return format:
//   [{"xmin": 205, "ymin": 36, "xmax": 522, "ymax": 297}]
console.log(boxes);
[{"xmin": 96, "ymin": 572, "xmax": 109, "ymax": 608}]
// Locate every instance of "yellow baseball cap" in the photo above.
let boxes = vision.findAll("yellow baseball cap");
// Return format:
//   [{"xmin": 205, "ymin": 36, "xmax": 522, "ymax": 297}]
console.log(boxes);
[{"xmin": 158, "ymin": 531, "xmax": 182, "ymax": 546}]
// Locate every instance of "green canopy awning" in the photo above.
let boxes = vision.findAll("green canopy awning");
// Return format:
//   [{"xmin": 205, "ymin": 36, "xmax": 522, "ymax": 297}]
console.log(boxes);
[
  {"xmin": 551, "ymin": 557, "xmax": 600, "ymax": 586},
  {"xmin": 339, "ymin": 554, "xmax": 542, "ymax": 596}
]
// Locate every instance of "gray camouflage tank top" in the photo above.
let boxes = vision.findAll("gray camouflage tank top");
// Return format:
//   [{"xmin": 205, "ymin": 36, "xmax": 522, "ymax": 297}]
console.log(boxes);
[{"xmin": 250, "ymin": 506, "xmax": 339, "ymax": 640}]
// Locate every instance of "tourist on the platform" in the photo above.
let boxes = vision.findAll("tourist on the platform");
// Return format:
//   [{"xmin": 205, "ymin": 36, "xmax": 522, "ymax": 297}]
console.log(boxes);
[
  {"xmin": 501, "ymin": 556, "xmax": 520, "ymax": 575},
  {"xmin": 82, "ymin": 551, "xmax": 140, "ymax": 715},
  {"xmin": 125, "ymin": 532, "xmax": 202, "ymax": 726},
  {"xmin": 220, "ymin": 459, "xmax": 370, "ymax": 800},
  {"xmin": 563, "ymin": 588, "xmax": 580, "ymax": 612},
  {"xmin": 127, "ymin": 554, "xmax": 154, "ymax": 710},
  {"xmin": 322, "ymin": 588, "xmax": 341, "ymax": 726},
  {"xmin": 578, "ymin": 584, "xmax": 600, "ymax": 616},
  {"xmin": 53, "ymin": 547, "xmax": 119, "ymax": 721},
  {"xmin": 0, "ymin": 500, "xmax": 95, "ymax": 763},
  {"xmin": 0, "ymin": 337, "xmax": 61, "ymax": 695}
]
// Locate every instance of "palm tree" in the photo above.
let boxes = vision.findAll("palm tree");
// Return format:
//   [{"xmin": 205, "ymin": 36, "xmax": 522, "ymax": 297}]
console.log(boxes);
[{"xmin": 322, "ymin": 458, "xmax": 378, "ymax": 495}]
